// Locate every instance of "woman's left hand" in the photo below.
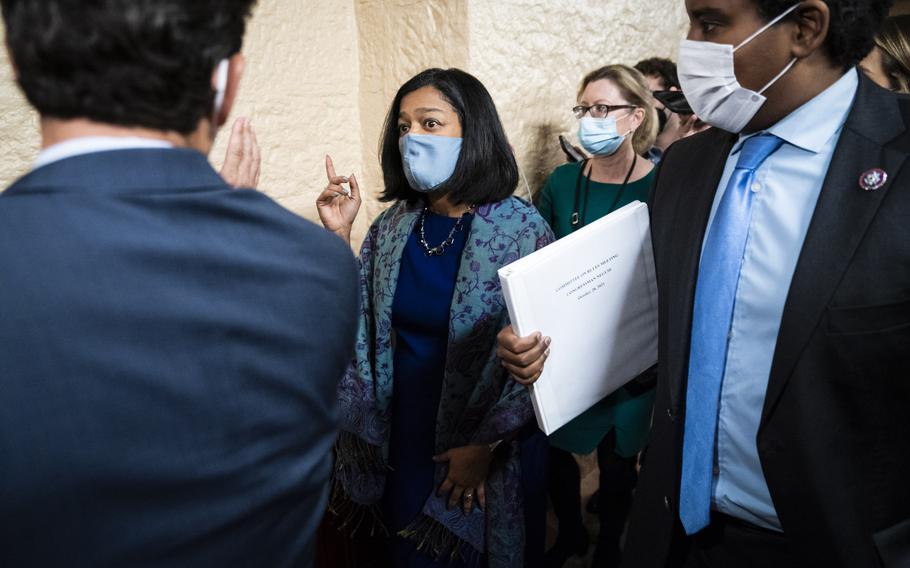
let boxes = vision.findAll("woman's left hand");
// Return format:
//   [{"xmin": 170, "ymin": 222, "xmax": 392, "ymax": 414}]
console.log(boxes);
[{"xmin": 434, "ymin": 445, "xmax": 493, "ymax": 513}]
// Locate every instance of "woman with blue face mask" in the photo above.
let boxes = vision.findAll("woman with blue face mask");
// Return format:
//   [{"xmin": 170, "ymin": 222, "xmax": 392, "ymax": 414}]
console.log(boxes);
[
  {"xmin": 316, "ymin": 68, "xmax": 554, "ymax": 568},
  {"xmin": 534, "ymin": 64, "xmax": 659, "ymax": 568}
]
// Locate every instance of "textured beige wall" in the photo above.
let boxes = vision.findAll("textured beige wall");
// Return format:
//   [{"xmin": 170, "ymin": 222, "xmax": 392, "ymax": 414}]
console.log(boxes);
[{"xmin": 1, "ymin": 1, "xmax": 688, "ymax": 247}]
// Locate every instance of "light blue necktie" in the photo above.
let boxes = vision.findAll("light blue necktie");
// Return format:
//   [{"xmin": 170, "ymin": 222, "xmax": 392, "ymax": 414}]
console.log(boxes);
[{"xmin": 679, "ymin": 134, "xmax": 784, "ymax": 535}]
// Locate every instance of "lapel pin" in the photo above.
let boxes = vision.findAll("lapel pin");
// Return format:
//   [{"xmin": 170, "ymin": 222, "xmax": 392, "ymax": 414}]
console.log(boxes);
[{"xmin": 859, "ymin": 168, "xmax": 887, "ymax": 192}]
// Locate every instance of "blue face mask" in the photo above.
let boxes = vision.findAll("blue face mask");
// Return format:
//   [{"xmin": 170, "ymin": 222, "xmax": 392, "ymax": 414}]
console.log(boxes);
[
  {"xmin": 399, "ymin": 134, "xmax": 463, "ymax": 192},
  {"xmin": 577, "ymin": 116, "xmax": 630, "ymax": 157}
]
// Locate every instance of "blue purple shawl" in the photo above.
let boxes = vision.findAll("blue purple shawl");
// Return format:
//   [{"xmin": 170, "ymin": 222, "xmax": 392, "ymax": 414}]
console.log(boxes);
[{"xmin": 332, "ymin": 197, "xmax": 554, "ymax": 567}]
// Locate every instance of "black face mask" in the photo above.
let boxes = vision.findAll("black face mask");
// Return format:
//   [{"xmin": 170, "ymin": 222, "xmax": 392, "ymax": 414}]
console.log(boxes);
[{"xmin": 652, "ymin": 90, "xmax": 694, "ymax": 115}]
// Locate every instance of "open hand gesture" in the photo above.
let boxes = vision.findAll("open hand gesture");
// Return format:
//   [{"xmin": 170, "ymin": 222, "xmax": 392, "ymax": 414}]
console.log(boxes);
[
  {"xmin": 316, "ymin": 155, "xmax": 361, "ymax": 245},
  {"xmin": 220, "ymin": 117, "xmax": 261, "ymax": 189}
]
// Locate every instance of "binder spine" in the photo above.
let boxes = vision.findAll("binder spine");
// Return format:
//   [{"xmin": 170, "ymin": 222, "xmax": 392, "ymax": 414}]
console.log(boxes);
[{"xmin": 498, "ymin": 269, "xmax": 551, "ymax": 434}]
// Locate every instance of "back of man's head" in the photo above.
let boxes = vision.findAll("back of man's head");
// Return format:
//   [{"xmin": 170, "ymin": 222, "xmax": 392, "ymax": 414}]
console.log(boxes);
[{"xmin": 2, "ymin": 0, "xmax": 256, "ymax": 135}]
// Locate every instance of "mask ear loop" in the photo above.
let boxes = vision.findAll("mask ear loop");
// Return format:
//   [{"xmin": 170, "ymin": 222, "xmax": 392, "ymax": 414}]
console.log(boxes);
[
  {"xmin": 518, "ymin": 164, "xmax": 533, "ymax": 202},
  {"xmin": 758, "ymin": 57, "xmax": 798, "ymax": 94},
  {"xmin": 733, "ymin": 2, "xmax": 801, "ymax": 52}
]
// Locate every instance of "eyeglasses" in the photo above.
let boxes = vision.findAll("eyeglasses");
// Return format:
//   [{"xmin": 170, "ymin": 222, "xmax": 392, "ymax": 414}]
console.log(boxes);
[{"xmin": 572, "ymin": 104, "xmax": 636, "ymax": 119}]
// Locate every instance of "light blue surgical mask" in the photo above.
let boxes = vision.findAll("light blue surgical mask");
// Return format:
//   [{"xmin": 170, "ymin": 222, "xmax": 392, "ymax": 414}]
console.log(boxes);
[
  {"xmin": 399, "ymin": 134, "xmax": 463, "ymax": 192},
  {"xmin": 577, "ymin": 116, "xmax": 630, "ymax": 156}
]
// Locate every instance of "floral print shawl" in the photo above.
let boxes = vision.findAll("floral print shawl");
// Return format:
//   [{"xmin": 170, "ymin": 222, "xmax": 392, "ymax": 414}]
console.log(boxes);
[{"xmin": 332, "ymin": 196, "xmax": 554, "ymax": 567}]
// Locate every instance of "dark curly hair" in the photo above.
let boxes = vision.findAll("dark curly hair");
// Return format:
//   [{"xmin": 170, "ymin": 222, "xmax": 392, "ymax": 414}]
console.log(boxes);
[
  {"xmin": 2, "ymin": 0, "xmax": 257, "ymax": 134},
  {"xmin": 634, "ymin": 58, "xmax": 680, "ymax": 90},
  {"xmin": 755, "ymin": 0, "xmax": 892, "ymax": 69}
]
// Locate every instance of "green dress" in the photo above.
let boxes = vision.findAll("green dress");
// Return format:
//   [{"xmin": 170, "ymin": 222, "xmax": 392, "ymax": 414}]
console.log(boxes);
[{"xmin": 536, "ymin": 161, "xmax": 657, "ymax": 456}]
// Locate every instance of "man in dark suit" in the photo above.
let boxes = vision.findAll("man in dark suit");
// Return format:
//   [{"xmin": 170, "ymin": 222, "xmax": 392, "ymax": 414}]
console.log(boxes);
[
  {"xmin": 0, "ymin": 1, "xmax": 358, "ymax": 566},
  {"xmin": 497, "ymin": 1, "xmax": 907, "ymax": 566}
]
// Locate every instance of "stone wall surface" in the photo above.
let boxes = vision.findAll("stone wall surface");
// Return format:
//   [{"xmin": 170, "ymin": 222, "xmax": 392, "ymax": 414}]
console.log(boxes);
[{"xmin": 1, "ymin": 0, "xmax": 689, "ymax": 248}]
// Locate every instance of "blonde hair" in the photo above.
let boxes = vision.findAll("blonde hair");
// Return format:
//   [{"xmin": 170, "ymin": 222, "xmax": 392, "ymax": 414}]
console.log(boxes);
[
  {"xmin": 875, "ymin": 16, "xmax": 910, "ymax": 93},
  {"xmin": 578, "ymin": 64, "xmax": 658, "ymax": 155}
]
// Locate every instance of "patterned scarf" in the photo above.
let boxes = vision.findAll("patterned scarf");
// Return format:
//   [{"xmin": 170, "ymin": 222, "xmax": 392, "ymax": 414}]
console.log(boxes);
[{"xmin": 332, "ymin": 196, "xmax": 553, "ymax": 567}]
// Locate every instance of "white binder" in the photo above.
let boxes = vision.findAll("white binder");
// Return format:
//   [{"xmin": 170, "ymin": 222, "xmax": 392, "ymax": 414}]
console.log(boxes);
[{"xmin": 498, "ymin": 201, "xmax": 659, "ymax": 435}]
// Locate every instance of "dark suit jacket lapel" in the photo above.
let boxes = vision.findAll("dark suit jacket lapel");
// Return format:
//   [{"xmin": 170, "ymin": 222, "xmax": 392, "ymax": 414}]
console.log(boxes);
[
  {"xmin": 761, "ymin": 75, "xmax": 908, "ymax": 426},
  {"xmin": 666, "ymin": 129, "xmax": 737, "ymax": 412}
]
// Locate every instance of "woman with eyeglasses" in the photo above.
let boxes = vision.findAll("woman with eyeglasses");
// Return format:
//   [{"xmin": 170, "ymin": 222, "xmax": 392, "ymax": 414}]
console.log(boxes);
[
  {"xmin": 316, "ymin": 68, "xmax": 553, "ymax": 568},
  {"xmin": 534, "ymin": 64, "xmax": 658, "ymax": 568}
]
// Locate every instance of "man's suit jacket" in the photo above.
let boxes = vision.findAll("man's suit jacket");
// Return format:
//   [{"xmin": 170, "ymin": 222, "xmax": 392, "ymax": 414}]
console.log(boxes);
[
  {"xmin": 622, "ymin": 75, "xmax": 910, "ymax": 568},
  {"xmin": 0, "ymin": 149, "xmax": 359, "ymax": 567}
]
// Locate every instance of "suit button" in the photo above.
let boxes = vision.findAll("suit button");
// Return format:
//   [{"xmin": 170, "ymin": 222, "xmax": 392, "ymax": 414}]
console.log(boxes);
[
  {"xmin": 664, "ymin": 495, "xmax": 673, "ymax": 511},
  {"xmin": 666, "ymin": 408, "xmax": 674, "ymax": 421}
]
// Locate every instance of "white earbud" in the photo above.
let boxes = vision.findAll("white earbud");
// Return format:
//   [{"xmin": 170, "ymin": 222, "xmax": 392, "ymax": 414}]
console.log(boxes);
[{"xmin": 213, "ymin": 59, "xmax": 230, "ymax": 117}]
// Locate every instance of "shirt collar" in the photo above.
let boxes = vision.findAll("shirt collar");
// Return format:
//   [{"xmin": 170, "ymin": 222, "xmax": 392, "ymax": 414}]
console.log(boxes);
[
  {"xmin": 34, "ymin": 136, "xmax": 174, "ymax": 170},
  {"xmin": 10, "ymin": 148, "xmax": 225, "ymax": 197},
  {"xmin": 733, "ymin": 67, "xmax": 859, "ymax": 155}
]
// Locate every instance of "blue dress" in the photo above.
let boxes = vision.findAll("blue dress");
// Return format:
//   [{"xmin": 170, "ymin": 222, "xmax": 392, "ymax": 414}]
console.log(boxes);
[
  {"xmin": 385, "ymin": 210, "xmax": 479, "ymax": 567},
  {"xmin": 383, "ymin": 209, "xmax": 547, "ymax": 568}
]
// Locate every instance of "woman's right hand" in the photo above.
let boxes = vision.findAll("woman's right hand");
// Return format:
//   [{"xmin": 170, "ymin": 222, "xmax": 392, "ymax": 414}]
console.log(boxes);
[
  {"xmin": 496, "ymin": 325, "xmax": 551, "ymax": 385},
  {"xmin": 316, "ymin": 155, "xmax": 361, "ymax": 245}
]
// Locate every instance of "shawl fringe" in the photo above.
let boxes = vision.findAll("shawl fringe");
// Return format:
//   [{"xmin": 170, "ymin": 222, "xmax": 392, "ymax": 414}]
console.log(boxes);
[
  {"xmin": 328, "ymin": 476, "xmax": 389, "ymax": 537},
  {"xmin": 329, "ymin": 431, "xmax": 391, "ymax": 537},
  {"xmin": 398, "ymin": 513, "xmax": 477, "ymax": 564},
  {"xmin": 335, "ymin": 430, "xmax": 387, "ymax": 473}
]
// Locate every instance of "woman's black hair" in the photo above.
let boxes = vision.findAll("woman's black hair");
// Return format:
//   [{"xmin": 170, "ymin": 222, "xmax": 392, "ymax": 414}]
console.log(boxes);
[{"xmin": 378, "ymin": 68, "xmax": 519, "ymax": 205}]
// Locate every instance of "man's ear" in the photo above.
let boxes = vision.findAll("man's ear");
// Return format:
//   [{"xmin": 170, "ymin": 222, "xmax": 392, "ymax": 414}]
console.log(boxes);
[
  {"xmin": 789, "ymin": 0, "xmax": 831, "ymax": 60},
  {"xmin": 214, "ymin": 52, "xmax": 245, "ymax": 127}
]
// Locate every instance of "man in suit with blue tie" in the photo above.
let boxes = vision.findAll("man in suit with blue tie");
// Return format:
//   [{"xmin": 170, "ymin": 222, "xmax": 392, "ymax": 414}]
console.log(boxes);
[
  {"xmin": 497, "ymin": 0, "xmax": 907, "ymax": 566},
  {"xmin": 0, "ymin": 1, "xmax": 359, "ymax": 566}
]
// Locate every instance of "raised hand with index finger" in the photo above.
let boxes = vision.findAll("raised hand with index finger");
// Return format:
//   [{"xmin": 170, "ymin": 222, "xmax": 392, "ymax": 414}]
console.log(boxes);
[{"xmin": 315, "ymin": 154, "xmax": 362, "ymax": 245}]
